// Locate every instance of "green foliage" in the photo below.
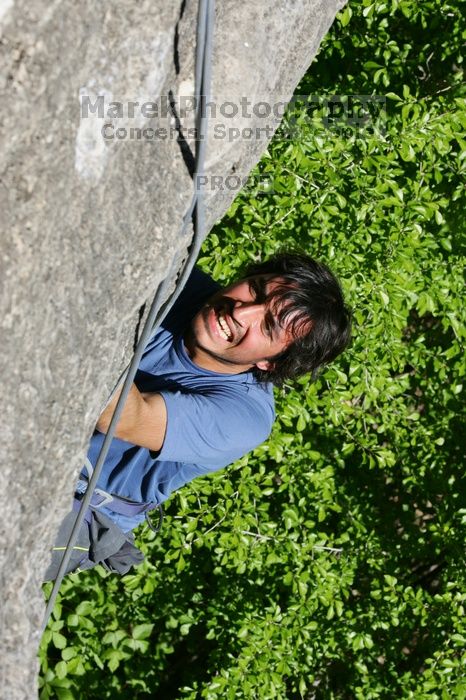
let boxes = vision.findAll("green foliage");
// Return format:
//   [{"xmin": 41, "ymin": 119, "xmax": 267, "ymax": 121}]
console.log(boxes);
[{"xmin": 40, "ymin": 1, "xmax": 465, "ymax": 697}]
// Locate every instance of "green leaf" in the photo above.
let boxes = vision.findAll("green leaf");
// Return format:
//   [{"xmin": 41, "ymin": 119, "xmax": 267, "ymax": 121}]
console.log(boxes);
[
  {"xmin": 132, "ymin": 623, "xmax": 154, "ymax": 640},
  {"xmin": 54, "ymin": 661, "xmax": 68, "ymax": 680},
  {"xmin": 52, "ymin": 633, "xmax": 67, "ymax": 650},
  {"xmin": 339, "ymin": 6, "xmax": 352, "ymax": 27}
]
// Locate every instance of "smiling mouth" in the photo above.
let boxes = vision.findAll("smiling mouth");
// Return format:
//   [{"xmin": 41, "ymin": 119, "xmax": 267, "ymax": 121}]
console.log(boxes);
[{"xmin": 215, "ymin": 309, "xmax": 234, "ymax": 341}]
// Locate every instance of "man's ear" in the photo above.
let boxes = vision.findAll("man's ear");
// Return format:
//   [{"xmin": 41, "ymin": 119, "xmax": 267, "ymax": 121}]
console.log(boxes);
[{"xmin": 254, "ymin": 359, "xmax": 275, "ymax": 371}]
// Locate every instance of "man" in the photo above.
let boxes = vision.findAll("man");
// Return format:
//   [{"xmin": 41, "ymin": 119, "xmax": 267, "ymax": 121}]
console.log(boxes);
[{"xmin": 45, "ymin": 252, "xmax": 351, "ymax": 579}]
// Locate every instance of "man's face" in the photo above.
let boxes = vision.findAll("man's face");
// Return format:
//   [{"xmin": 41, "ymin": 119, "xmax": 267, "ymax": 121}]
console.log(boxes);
[{"xmin": 184, "ymin": 274, "xmax": 299, "ymax": 374}]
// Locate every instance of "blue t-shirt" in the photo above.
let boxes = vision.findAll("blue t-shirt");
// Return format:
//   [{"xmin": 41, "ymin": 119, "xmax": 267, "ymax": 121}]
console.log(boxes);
[{"xmin": 85, "ymin": 268, "xmax": 275, "ymax": 531}]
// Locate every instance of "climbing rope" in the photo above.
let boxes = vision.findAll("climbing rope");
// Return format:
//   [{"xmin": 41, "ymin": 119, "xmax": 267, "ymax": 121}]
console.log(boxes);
[{"xmin": 42, "ymin": 0, "xmax": 215, "ymax": 634}]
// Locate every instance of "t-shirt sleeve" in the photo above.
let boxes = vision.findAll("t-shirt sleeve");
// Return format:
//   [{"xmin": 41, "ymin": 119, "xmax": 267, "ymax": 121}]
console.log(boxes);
[{"xmin": 156, "ymin": 388, "xmax": 274, "ymax": 469}]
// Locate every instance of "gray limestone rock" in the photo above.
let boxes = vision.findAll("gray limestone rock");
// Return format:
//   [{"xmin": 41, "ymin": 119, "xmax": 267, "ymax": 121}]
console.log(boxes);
[{"xmin": 0, "ymin": 0, "xmax": 345, "ymax": 696}]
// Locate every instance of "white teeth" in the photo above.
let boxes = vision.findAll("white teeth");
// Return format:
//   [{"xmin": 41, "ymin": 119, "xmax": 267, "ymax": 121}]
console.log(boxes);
[{"xmin": 217, "ymin": 312, "xmax": 232, "ymax": 340}]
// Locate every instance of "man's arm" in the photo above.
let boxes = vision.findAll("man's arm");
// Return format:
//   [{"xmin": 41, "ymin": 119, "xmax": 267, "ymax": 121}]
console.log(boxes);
[{"xmin": 96, "ymin": 384, "xmax": 167, "ymax": 452}]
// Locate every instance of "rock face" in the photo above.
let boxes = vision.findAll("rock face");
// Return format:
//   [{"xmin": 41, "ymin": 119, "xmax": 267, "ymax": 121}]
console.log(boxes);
[{"xmin": 0, "ymin": 0, "xmax": 345, "ymax": 696}]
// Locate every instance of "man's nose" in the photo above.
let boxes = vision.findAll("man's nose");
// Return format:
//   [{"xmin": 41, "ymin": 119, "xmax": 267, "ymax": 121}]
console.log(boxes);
[{"xmin": 233, "ymin": 301, "xmax": 265, "ymax": 326}]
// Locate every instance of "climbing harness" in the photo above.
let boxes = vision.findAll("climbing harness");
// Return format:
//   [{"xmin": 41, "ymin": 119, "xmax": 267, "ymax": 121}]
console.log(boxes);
[
  {"xmin": 74, "ymin": 458, "xmax": 164, "ymax": 531},
  {"xmin": 42, "ymin": 0, "xmax": 215, "ymax": 634}
]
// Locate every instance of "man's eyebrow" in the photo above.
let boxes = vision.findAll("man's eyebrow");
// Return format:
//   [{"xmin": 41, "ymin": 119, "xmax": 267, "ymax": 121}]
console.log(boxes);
[
  {"xmin": 250, "ymin": 276, "xmax": 288, "ymax": 338},
  {"xmin": 249, "ymin": 276, "xmax": 268, "ymax": 299},
  {"xmin": 264, "ymin": 308, "xmax": 280, "ymax": 340}
]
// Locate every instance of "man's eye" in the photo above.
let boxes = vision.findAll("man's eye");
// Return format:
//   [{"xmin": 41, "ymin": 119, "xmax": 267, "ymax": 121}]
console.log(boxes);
[
  {"xmin": 249, "ymin": 280, "xmax": 258, "ymax": 299},
  {"xmin": 263, "ymin": 315, "xmax": 275, "ymax": 340},
  {"xmin": 250, "ymin": 279, "xmax": 266, "ymax": 302}
]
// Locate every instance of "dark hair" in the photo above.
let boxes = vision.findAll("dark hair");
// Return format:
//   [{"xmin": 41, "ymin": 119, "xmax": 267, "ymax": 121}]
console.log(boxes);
[{"xmin": 244, "ymin": 252, "xmax": 351, "ymax": 385}]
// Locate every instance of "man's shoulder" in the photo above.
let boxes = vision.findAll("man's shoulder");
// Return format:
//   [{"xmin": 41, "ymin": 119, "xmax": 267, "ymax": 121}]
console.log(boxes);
[
  {"xmin": 220, "ymin": 380, "xmax": 275, "ymax": 451},
  {"xmin": 159, "ymin": 377, "xmax": 275, "ymax": 466},
  {"xmin": 207, "ymin": 377, "xmax": 275, "ymax": 434}
]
